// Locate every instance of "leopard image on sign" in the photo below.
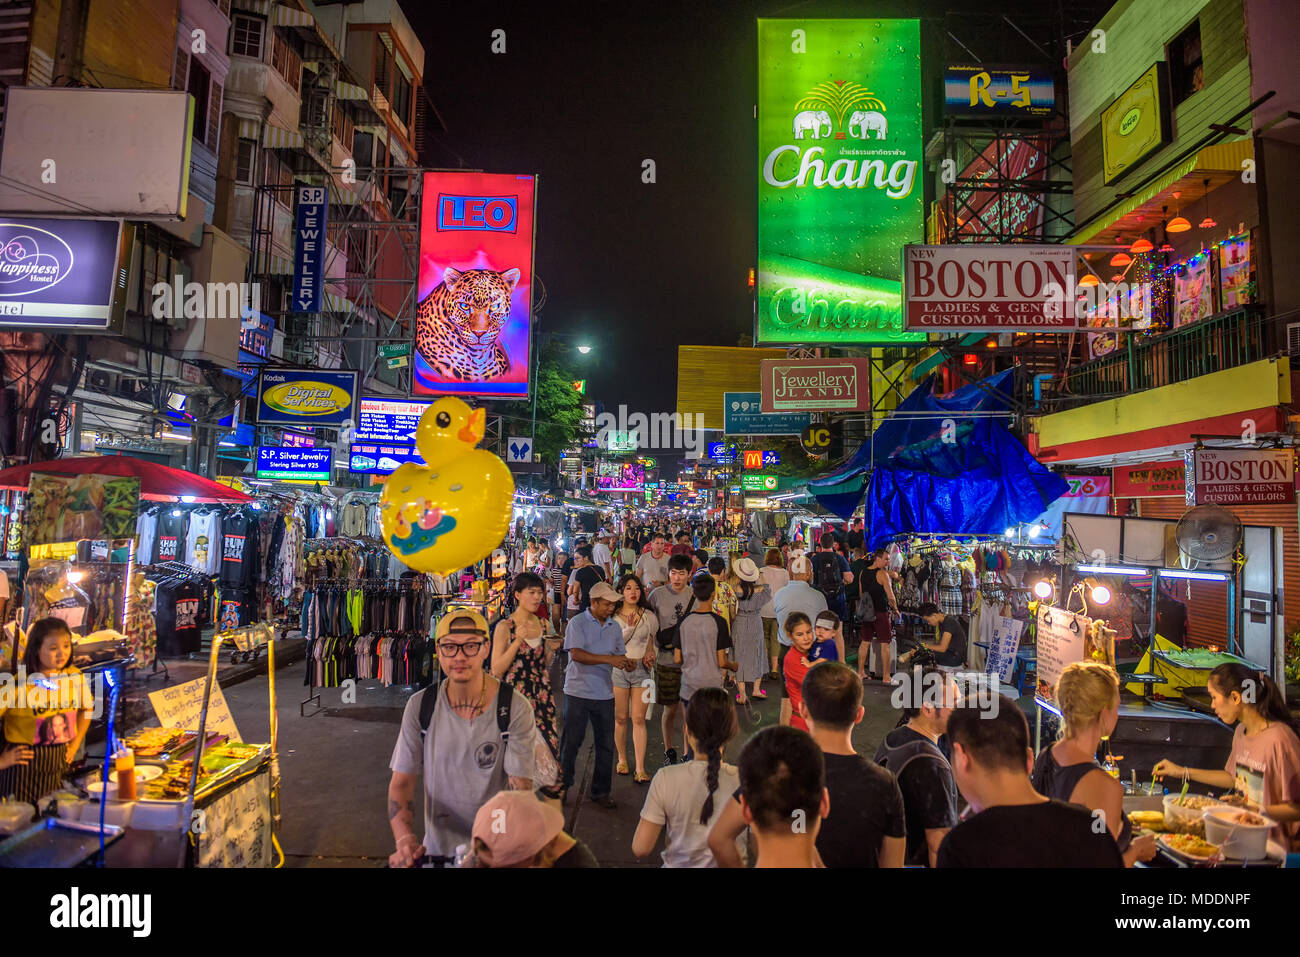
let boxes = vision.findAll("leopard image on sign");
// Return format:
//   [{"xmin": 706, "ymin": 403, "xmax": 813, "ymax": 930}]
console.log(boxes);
[{"xmin": 413, "ymin": 171, "xmax": 537, "ymax": 399}]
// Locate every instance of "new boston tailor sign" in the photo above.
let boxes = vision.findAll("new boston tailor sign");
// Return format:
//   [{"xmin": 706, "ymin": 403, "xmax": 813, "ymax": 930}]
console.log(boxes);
[
  {"xmin": 0, "ymin": 218, "xmax": 128, "ymax": 332},
  {"xmin": 255, "ymin": 369, "xmax": 358, "ymax": 428},
  {"xmin": 756, "ymin": 18, "xmax": 926, "ymax": 347},
  {"xmin": 761, "ymin": 358, "xmax": 870, "ymax": 413},
  {"xmin": 256, "ymin": 447, "xmax": 332, "ymax": 482},
  {"xmin": 1190, "ymin": 448, "xmax": 1294, "ymax": 506},
  {"xmin": 723, "ymin": 392, "xmax": 812, "ymax": 435},
  {"xmin": 903, "ymin": 244, "xmax": 1077, "ymax": 331}
]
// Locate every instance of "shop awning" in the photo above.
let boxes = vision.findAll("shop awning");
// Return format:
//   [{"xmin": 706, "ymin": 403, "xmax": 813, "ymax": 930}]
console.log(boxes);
[
  {"xmin": 237, "ymin": 117, "xmax": 261, "ymax": 141},
  {"xmin": 256, "ymin": 251, "xmax": 293, "ymax": 276},
  {"xmin": 273, "ymin": 3, "xmax": 314, "ymax": 27},
  {"xmin": 263, "ymin": 124, "xmax": 303, "ymax": 149},
  {"xmin": 1070, "ymin": 139, "xmax": 1254, "ymax": 246},
  {"xmin": 324, "ymin": 291, "xmax": 358, "ymax": 315},
  {"xmin": 335, "ymin": 80, "xmax": 368, "ymax": 101},
  {"xmin": 0, "ymin": 457, "xmax": 254, "ymax": 503},
  {"xmin": 234, "ymin": 0, "xmax": 271, "ymax": 14}
]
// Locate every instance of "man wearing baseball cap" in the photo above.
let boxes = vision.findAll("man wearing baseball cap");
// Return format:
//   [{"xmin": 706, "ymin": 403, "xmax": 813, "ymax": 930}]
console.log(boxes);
[
  {"xmin": 387, "ymin": 608, "xmax": 539, "ymax": 867},
  {"xmin": 560, "ymin": 581, "xmax": 636, "ymax": 808},
  {"xmin": 771, "ymin": 555, "xmax": 828, "ymax": 728},
  {"xmin": 469, "ymin": 790, "xmax": 598, "ymax": 867}
]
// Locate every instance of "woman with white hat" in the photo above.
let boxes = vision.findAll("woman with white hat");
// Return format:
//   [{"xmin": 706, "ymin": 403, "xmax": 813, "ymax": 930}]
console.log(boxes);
[{"xmin": 730, "ymin": 557, "xmax": 769, "ymax": 705}]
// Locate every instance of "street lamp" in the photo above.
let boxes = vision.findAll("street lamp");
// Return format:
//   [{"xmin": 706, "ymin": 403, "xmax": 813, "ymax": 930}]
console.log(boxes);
[{"xmin": 576, "ymin": 345, "xmax": 592, "ymax": 354}]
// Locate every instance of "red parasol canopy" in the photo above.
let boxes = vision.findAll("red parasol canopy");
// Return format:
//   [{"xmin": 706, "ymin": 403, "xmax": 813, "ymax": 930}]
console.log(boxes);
[{"xmin": 0, "ymin": 456, "xmax": 254, "ymax": 503}]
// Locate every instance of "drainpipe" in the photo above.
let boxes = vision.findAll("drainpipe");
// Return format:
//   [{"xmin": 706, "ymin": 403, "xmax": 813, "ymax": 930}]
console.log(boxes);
[{"xmin": 1032, "ymin": 374, "xmax": 1053, "ymax": 407}]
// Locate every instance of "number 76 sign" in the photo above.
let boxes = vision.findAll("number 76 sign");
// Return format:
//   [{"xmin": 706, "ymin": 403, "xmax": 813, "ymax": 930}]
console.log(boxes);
[{"xmin": 1065, "ymin": 476, "xmax": 1110, "ymax": 497}]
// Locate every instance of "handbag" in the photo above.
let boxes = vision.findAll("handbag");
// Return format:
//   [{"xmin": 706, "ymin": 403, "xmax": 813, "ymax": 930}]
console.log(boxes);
[
  {"xmin": 855, "ymin": 589, "xmax": 877, "ymax": 624},
  {"xmin": 656, "ymin": 595, "xmax": 696, "ymax": 652}
]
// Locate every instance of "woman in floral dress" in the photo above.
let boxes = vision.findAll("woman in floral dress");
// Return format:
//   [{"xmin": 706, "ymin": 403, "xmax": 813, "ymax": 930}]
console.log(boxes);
[{"xmin": 490, "ymin": 572, "xmax": 561, "ymax": 787}]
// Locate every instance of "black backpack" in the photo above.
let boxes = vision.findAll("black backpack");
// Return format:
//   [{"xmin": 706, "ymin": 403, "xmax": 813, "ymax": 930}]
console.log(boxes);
[
  {"xmin": 813, "ymin": 552, "xmax": 842, "ymax": 598},
  {"xmin": 656, "ymin": 595, "xmax": 696, "ymax": 652}
]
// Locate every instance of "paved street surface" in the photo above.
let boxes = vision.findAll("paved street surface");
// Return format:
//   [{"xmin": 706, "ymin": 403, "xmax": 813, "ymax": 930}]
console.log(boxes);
[{"xmin": 209, "ymin": 640, "xmax": 903, "ymax": 867}]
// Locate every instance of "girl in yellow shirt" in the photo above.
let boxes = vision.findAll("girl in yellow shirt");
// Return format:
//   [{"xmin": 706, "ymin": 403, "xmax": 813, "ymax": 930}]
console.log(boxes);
[{"xmin": 0, "ymin": 618, "xmax": 94, "ymax": 803}]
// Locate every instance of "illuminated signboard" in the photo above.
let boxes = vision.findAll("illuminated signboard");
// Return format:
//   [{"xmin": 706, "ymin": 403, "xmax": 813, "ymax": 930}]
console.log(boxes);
[
  {"xmin": 414, "ymin": 171, "xmax": 537, "ymax": 399},
  {"xmin": 356, "ymin": 396, "xmax": 433, "ymax": 443},
  {"xmin": 741, "ymin": 473, "xmax": 779, "ymax": 492},
  {"xmin": 596, "ymin": 461, "xmax": 645, "ymax": 492},
  {"xmin": 349, "ymin": 443, "xmax": 423, "ymax": 475},
  {"xmin": 256, "ymin": 446, "xmax": 332, "ymax": 482}
]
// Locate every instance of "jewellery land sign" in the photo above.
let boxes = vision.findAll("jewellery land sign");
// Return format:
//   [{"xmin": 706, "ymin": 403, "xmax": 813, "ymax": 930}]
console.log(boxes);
[
  {"xmin": 903, "ymin": 244, "xmax": 1078, "ymax": 331},
  {"xmin": 414, "ymin": 171, "xmax": 537, "ymax": 400},
  {"xmin": 256, "ymin": 446, "xmax": 333, "ymax": 483},
  {"xmin": 255, "ymin": 369, "xmax": 359, "ymax": 429},
  {"xmin": 756, "ymin": 18, "xmax": 926, "ymax": 347},
  {"xmin": 723, "ymin": 392, "xmax": 812, "ymax": 435},
  {"xmin": 1189, "ymin": 448, "xmax": 1295, "ymax": 506},
  {"xmin": 761, "ymin": 357, "xmax": 870, "ymax": 413},
  {"xmin": 0, "ymin": 218, "xmax": 129, "ymax": 332}
]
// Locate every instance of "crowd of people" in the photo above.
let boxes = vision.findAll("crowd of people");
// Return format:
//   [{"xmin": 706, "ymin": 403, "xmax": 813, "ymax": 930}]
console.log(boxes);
[{"xmin": 385, "ymin": 518, "xmax": 1300, "ymax": 869}]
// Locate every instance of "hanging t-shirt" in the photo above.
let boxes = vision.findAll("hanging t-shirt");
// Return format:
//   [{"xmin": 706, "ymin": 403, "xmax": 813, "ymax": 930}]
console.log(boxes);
[
  {"xmin": 154, "ymin": 510, "xmax": 188, "ymax": 564},
  {"xmin": 220, "ymin": 509, "xmax": 260, "ymax": 589},
  {"xmin": 217, "ymin": 587, "xmax": 257, "ymax": 631},
  {"xmin": 185, "ymin": 510, "xmax": 223, "ymax": 576},
  {"xmin": 136, "ymin": 508, "xmax": 159, "ymax": 568},
  {"xmin": 154, "ymin": 579, "xmax": 203, "ymax": 656}
]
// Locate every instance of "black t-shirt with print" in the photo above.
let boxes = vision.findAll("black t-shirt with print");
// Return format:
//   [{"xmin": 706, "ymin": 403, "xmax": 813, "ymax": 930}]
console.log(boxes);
[
  {"xmin": 874, "ymin": 726, "xmax": 960, "ymax": 867},
  {"xmin": 937, "ymin": 800, "xmax": 1124, "ymax": 868},
  {"xmin": 155, "ymin": 510, "xmax": 188, "ymax": 564},
  {"xmin": 155, "ymin": 579, "xmax": 203, "ymax": 656},
  {"xmin": 219, "ymin": 509, "xmax": 260, "ymax": 589},
  {"xmin": 818, "ymin": 753, "xmax": 907, "ymax": 868},
  {"xmin": 573, "ymin": 565, "xmax": 605, "ymax": 611}
]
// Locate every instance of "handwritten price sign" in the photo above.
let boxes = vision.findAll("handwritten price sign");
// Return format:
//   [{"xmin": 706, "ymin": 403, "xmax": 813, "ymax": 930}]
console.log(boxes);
[{"xmin": 148, "ymin": 677, "xmax": 242, "ymax": 743}]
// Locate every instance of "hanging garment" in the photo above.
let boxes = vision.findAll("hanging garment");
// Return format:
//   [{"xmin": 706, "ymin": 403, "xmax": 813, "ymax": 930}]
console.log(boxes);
[
  {"xmin": 220, "ymin": 508, "xmax": 261, "ymax": 590},
  {"xmin": 185, "ymin": 509, "xmax": 223, "ymax": 575},
  {"xmin": 154, "ymin": 510, "xmax": 188, "ymax": 564},
  {"xmin": 136, "ymin": 507, "xmax": 159, "ymax": 568}
]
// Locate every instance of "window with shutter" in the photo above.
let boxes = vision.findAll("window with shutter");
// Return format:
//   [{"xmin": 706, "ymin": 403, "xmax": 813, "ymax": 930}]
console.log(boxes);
[
  {"xmin": 173, "ymin": 46, "xmax": 189, "ymax": 91},
  {"xmin": 374, "ymin": 44, "xmax": 390, "ymax": 97},
  {"xmin": 207, "ymin": 80, "xmax": 222, "ymax": 150}
]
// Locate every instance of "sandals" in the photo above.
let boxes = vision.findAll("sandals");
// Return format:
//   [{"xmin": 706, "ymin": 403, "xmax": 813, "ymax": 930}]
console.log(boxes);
[
  {"xmin": 736, "ymin": 693, "xmax": 748, "ymax": 704},
  {"xmin": 753, "ymin": 689, "xmax": 768, "ymax": 699},
  {"xmin": 634, "ymin": 771, "xmax": 651, "ymax": 785},
  {"xmin": 616, "ymin": 761, "xmax": 630, "ymax": 776}
]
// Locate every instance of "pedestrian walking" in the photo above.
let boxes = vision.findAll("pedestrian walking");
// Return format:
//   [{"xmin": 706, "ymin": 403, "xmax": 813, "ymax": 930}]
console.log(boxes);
[
  {"xmin": 736, "ymin": 726, "xmax": 828, "ymax": 868},
  {"xmin": 708, "ymin": 557, "xmax": 737, "ymax": 627},
  {"xmin": 388, "ymin": 610, "xmax": 538, "ymax": 867},
  {"xmin": 559, "ymin": 582, "xmax": 636, "ymax": 808},
  {"xmin": 491, "ymin": 573, "xmax": 562, "ymax": 794},
  {"xmin": 859, "ymin": 548, "xmax": 900, "ymax": 682},
  {"xmin": 612, "ymin": 574, "xmax": 659, "ymax": 784},
  {"xmin": 758, "ymin": 548, "xmax": 789, "ymax": 681},
  {"xmin": 647, "ymin": 553, "xmax": 696, "ymax": 764},
  {"xmin": 729, "ymin": 557, "xmax": 768, "ymax": 704},
  {"xmin": 469, "ymin": 790, "xmax": 599, "ymax": 868},
  {"xmin": 632, "ymin": 687, "xmax": 741, "ymax": 867}
]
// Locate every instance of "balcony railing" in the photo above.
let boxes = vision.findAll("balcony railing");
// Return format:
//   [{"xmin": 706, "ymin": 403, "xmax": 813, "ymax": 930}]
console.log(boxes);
[{"xmin": 1049, "ymin": 305, "xmax": 1278, "ymax": 407}]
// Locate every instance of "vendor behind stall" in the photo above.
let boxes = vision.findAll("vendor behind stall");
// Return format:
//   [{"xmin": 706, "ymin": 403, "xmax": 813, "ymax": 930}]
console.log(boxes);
[
  {"xmin": 1153, "ymin": 663, "xmax": 1300, "ymax": 851},
  {"xmin": 0, "ymin": 618, "xmax": 94, "ymax": 803}
]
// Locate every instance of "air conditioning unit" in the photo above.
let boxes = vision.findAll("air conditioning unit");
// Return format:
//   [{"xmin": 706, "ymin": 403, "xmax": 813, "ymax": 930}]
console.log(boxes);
[
  {"xmin": 1287, "ymin": 322, "xmax": 1300, "ymax": 356},
  {"xmin": 87, "ymin": 369, "xmax": 116, "ymax": 394}
]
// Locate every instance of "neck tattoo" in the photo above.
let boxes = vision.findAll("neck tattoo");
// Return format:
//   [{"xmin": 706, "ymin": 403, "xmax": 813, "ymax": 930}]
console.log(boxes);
[{"xmin": 448, "ymin": 674, "xmax": 488, "ymax": 718}]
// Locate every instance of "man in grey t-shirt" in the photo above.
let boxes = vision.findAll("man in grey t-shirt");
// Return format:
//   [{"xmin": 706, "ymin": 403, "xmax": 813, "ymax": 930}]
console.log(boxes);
[
  {"xmin": 646, "ymin": 553, "xmax": 695, "ymax": 763},
  {"xmin": 388, "ymin": 610, "xmax": 538, "ymax": 866},
  {"xmin": 675, "ymin": 573, "xmax": 734, "ymax": 704}
]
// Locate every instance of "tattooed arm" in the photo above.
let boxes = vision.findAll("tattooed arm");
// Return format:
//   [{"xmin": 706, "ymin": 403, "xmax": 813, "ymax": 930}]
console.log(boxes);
[{"xmin": 388, "ymin": 771, "xmax": 424, "ymax": 867}]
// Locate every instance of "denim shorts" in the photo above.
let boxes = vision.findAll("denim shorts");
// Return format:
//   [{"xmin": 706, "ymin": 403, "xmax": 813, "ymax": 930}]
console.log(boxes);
[{"xmin": 612, "ymin": 662, "xmax": 652, "ymax": 690}]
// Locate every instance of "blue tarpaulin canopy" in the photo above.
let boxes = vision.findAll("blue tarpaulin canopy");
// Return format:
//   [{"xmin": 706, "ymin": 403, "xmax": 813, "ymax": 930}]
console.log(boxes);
[{"xmin": 806, "ymin": 369, "xmax": 1067, "ymax": 546}]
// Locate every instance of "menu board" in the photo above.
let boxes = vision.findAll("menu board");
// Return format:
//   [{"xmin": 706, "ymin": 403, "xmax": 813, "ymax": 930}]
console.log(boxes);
[
  {"xmin": 985, "ymin": 614, "xmax": 1025, "ymax": 684},
  {"xmin": 1219, "ymin": 236, "xmax": 1251, "ymax": 308},
  {"xmin": 1034, "ymin": 605, "xmax": 1090, "ymax": 707},
  {"xmin": 148, "ymin": 676, "xmax": 242, "ymax": 743},
  {"xmin": 1174, "ymin": 255, "xmax": 1213, "ymax": 327}
]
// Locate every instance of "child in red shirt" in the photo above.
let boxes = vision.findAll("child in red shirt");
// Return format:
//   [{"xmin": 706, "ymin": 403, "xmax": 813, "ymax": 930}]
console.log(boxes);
[{"xmin": 783, "ymin": 613, "xmax": 826, "ymax": 732}]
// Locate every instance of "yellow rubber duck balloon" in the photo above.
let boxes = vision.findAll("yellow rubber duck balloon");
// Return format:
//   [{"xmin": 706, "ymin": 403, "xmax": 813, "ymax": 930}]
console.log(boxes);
[{"xmin": 379, "ymin": 397, "xmax": 515, "ymax": 575}]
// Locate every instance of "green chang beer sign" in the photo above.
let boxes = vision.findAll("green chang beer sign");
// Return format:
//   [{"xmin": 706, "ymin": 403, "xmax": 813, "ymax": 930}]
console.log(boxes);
[{"xmin": 757, "ymin": 18, "xmax": 926, "ymax": 346}]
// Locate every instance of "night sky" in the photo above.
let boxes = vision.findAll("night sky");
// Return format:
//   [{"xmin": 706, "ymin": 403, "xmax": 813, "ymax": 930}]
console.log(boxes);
[{"xmin": 401, "ymin": 0, "xmax": 1106, "ymax": 441}]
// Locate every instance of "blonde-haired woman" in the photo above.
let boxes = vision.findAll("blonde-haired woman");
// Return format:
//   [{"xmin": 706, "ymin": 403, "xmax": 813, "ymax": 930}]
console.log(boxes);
[{"xmin": 1030, "ymin": 661, "xmax": 1157, "ymax": 867}]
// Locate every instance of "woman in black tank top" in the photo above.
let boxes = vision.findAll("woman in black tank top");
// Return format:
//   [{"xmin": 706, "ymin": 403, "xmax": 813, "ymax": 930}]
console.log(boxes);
[{"xmin": 1035, "ymin": 661, "xmax": 1156, "ymax": 866}]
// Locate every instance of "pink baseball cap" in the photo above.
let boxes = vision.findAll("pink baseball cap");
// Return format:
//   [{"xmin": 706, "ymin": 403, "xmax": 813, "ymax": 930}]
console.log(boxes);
[{"xmin": 472, "ymin": 791, "xmax": 564, "ymax": 867}]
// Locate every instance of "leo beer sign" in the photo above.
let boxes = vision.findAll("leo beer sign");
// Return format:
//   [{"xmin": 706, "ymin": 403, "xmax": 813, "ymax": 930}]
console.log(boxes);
[
  {"xmin": 761, "ymin": 357, "xmax": 870, "ymax": 413},
  {"xmin": 903, "ymin": 244, "xmax": 1078, "ymax": 331},
  {"xmin": 1190, "ymin": 449, "xmax": 1295, "ymax": 506}
]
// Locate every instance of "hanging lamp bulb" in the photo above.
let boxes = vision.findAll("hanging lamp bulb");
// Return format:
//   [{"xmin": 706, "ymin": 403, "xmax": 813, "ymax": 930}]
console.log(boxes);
[
  {"xmin": 1198, "ymin": 177, "xmax": 1216, "ymax": 229},
  {"xmin": 1167, "ymin": 216, "xmax": 1192, "ymax": 233},
  {"xmin": 1130, "ymin": 237, "xmax": 1154, "ymax": 254},
  {"xmin": 1109, "ymin": 252, "xmax": 1132, "ymax": 267}
]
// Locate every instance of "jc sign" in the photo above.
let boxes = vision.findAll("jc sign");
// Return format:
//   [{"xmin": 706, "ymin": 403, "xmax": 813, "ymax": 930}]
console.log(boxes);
[{"xmin": 801, "ymin": 424, "xmax": 831, "ymax": 455}]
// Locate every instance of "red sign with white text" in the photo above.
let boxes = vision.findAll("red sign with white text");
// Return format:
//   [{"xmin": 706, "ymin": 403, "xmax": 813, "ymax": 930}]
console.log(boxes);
[
  {"xmin": 760, "ymin": 357, "xmax": 871, "ymax": 412},
  {"xmin": 1113, "ymin": 460, "xmax": 1185, "ymax": 498},
  {"xmin": 903, "ymin": 244, "xmax": 1078, "ymax": 331},
  {"xmin": 1191, "ymin": 449, "xmax": 1294, "ymax": 505}
]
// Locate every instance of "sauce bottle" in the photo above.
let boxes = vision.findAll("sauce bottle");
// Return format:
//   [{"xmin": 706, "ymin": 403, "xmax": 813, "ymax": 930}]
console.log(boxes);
[{"xmin": 115, "ymin": 747, "xmax": 136, "ymax": 801}]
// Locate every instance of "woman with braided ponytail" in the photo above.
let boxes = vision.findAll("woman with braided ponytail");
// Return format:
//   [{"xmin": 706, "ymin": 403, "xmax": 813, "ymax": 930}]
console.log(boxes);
[
  {"xmin": 1154, "ymin": 662, "xmax": 1300, "ymax": 850},
  {"xmin": 632, "ymin": 686, "xmax": 741, "ymax": 866}
]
